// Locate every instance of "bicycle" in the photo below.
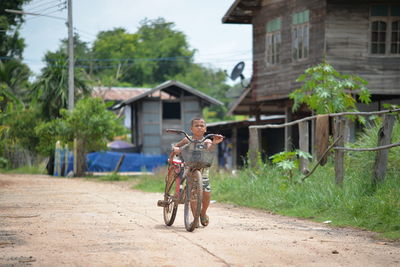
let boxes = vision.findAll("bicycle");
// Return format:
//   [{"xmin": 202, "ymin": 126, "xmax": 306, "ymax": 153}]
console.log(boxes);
[{"xmin": 157, "ymin": 129, "xmax": 219, "ymax": 232}]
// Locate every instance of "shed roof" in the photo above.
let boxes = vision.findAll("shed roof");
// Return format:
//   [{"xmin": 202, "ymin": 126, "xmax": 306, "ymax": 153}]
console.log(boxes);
[
  {"xmin": 119, "ymin": 80, "xmax": 223, "ymax": 107},
  {"xmin": 222, "ymin": 0, "xmax": 261, "ymax": 24},
  {"xmin": 92, "ymin": 87, "xmax": 151, "ymax": 101}
]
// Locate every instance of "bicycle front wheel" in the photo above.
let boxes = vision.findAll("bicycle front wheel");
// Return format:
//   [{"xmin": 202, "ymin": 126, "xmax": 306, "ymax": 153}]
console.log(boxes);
[
  {"xmin": 163, "ymin": 167, "xmax": 178, "ymax": 226},
  {"xmin": 184, "ymin": 170, "xmax": 203, "ymax": 232}
]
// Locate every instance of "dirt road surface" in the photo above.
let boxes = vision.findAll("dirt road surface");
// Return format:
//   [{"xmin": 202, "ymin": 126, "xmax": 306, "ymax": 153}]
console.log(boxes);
[{"xmin": 1, "ymin": 174, "xmax": 399, "ymax": 266}]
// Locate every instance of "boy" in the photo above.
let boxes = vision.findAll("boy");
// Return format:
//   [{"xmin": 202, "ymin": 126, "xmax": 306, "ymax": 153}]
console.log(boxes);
[{"xmin": 172, "ymin": 117, "xmax": 224, "ymax": 226}]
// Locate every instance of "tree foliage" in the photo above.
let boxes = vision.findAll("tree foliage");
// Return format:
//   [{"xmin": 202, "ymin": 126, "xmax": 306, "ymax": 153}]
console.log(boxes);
[
  {"xmin": 35, "ymin": 97, "xmax": 126, "ymax": 175},
  {"xmin": 3, "ymin": 108, "xmax": 41, "ymax": 152},
  {"xmin": 0, "ymin": 0, "xmax": 31, "ymax": 58},
  {"xmin": 90, "ymin": 18, "xmax": 195, "ymax": 86},
  {"xmin": 289, "ymin": 61, "xmax": 371, "ymax": 114},
  {"xmin": 61, "ymin": 97, "xmax": 126, "ymax": 152},
  {"xmin": 0, "ymin": 59, "xmax": 31, "ymax": 111}
]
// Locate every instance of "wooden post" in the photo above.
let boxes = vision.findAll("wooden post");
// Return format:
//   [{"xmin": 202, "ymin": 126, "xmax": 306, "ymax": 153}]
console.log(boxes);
[
  {"xmin": 114, "ymin": 154, "xmax": 126, "ymax": 173},
  {"xmin": 334, "ymin": 117, "xmax": 345, "ymax": 185},
  {"xmin": 373, "ymin": 114, "xmax": 395, "ymax": 184},
  {"xmin": 311, "ymin": 115, "xmax": 316, "ymax": 157},
  {"xmin": 232, "ymin": 126, "xmax": 237, "ymax": 169},
  {"xmin": 249, "ymin": 127, "xmax": 260, "ymax": 168},
  {"xmin": 284, "ymin": 106, "xmax": 292, "ymax": 151},
  {"xmin": 298, "ymin": 121, "xmax": 309, "ymax": 174}
]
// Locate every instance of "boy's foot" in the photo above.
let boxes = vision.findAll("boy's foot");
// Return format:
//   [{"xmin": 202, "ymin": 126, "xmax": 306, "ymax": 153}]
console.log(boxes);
[{"xmin": 200, "ymin": 215, "xmax": 209, "ymax": 226}]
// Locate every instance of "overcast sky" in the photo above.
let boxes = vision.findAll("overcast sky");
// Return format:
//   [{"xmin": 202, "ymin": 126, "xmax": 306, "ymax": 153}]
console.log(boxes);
[{"xmin": 19, "ymin": 0, "xmax": 252, "ymax": 83}]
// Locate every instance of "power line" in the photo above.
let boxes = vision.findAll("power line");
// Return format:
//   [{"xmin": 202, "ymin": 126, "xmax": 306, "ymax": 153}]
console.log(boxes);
[
  {"xmin": 27, "ymin": 0, "xmax": 58, "ymax": 7},
  {"xmin": 25, "ymin": 9, "xmax": 66, "ymax": 21},
  {"xmin": 25, "ymin": 0, "xmax": 64, "ymax": 13},
  {"xmin": 27, "ymin": 2, "xmax": 66, "ymax": 16}
]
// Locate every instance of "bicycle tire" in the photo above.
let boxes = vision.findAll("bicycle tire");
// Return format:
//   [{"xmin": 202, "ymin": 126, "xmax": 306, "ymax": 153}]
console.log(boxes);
[
  {"xmin": 163, "ymin": 167, "xmax": 178, "ymax": 226},
  {"xmin": 184, "ymin": 169, "xmax": 203, "ymax": 232}
]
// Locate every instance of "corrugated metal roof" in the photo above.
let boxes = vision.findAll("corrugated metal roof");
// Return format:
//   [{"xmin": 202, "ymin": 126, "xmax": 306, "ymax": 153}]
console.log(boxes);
[
  {"xmin": 92, "ymin": 87, "xmax": 171, "ymax": 101},
  {"xmin": 93, "ymin": 87, "xmax": 150, "ymax": 101},
  {"xmin": 120, "ymin": 80, "xmax": 223, "ymax": 107}
]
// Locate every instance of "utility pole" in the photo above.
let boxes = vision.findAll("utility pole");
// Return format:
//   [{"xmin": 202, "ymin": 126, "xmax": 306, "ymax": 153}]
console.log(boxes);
[{"xmin": 67, "ymin": 0, "xmax": 74, "ymax": 110}]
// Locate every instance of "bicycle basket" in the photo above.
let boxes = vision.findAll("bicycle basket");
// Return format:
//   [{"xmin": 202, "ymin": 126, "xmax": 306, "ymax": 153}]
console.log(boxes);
[{"xmin": 180, "ymin": 144, "xmax": 215, "ymax": 168}]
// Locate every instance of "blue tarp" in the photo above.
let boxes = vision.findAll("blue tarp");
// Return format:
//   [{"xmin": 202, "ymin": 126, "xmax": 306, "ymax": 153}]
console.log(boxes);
[
  {"xmin": 87, "ymin": 152, "xmax": 168, "ymax": 172},
  {"xmin": 55, "ymin": 152, "xmax": 168, "ymax": 176}
]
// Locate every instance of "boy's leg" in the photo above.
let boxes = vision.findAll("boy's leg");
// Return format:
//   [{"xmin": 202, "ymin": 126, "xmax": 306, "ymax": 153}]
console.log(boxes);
[{"xmin": 201, "ymin": 191, "xmax": 210, "ymax": 217}]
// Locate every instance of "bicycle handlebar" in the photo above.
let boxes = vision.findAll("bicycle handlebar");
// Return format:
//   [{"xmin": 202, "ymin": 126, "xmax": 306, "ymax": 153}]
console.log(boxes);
[{"xmin": 165, "ymin": 129, "xmax": 224, "ymax": 143}]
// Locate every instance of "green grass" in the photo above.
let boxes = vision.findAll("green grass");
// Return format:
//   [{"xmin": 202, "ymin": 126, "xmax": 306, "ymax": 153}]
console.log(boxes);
[
  {"xmin": 97, "ymin": 172, "xmax": 129, "ymax": 181},
  {"xmin": 0, "ymin": 164, "xmax": 46, "ymax": 174},
  {"xmin": 134, "ymin": 171, "xmax": 166, "ymax": 193}
]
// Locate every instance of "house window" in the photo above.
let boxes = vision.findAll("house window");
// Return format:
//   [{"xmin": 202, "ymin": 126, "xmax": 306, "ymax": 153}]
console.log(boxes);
[
  {"xmin": 162, "ymin": 102, "xmax": 181, "ymax": 119},
  {"xmin": 265, "ymin": 18, "xmax": 282, "ymax": 66},
  {"xmin": 370, "ymin": 5, "xmax": 400, "ymax": 55},
  {"xmin": 292, "ymin": 10, "xmax": 310, "ymax": 61}
]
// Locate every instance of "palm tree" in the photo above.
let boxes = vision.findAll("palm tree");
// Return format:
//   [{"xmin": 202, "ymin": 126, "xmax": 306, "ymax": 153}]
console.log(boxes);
[
  {"xmin": 0, "ymin": 59, "xmax": 30, "ymax": 112},
  {"xmin": 32, "ymin": 52, "xmax": 91, "ymax": 120}
]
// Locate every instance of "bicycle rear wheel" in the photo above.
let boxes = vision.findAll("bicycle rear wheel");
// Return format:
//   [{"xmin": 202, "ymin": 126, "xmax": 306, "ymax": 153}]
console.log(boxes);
[
  {"xmin": 184, "ymin": 170, "xmax": 203, "ymax": 232},
  {"xmin": 163, "ymin": 167, "xmax": 178, "ymax": 226}
]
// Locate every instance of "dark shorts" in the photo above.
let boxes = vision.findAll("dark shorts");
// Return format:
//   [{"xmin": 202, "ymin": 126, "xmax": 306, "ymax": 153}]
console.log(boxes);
[{"xmin": 202, "ymin": 176, "xmax": 211, "ymax": 193}]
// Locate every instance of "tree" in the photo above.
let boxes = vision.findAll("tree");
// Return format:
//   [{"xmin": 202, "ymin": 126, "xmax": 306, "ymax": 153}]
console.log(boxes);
[
  {"xmin": 0, "ymin": 59, "xmax": 31, "ymax": 165},
  {"xmin": 0, "ymin": 59, "xmax": 31, "ymax": 111},
  {"xmin": 133, "ymin": 18, "xmax": 194, "ymax": 85},
  {"xmin": 60, "ymin": 97, "xmax": 126, "ymax": 176},
  {"xmin": 90, "ymin": 18, "xmax": 195, "ymax": 86},
  {"xmin": 90, "ymin": 28, "xmax": 138, "ymax": 85},
  {"xmin": 0, "ymin": 0, "xmax": 31, "ymax": 58},
  {"xmin": 3, "ymin": 107, "xmax": 41, "ymax": 153},
  {"xmin": 289, "ymin": 61, "xmax": 371, "ymax": 114}
]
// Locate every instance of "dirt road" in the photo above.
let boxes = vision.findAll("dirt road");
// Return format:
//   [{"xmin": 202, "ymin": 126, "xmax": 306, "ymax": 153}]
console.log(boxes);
[{"xmin": 0, "ymin": 174, "xmax": 399, "ymax": 266}]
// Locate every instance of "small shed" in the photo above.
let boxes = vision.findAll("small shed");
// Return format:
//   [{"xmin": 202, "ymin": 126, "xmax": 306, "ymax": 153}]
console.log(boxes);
[
  {"xmin": 116, "ymin": 80, "xmax": 222, "ymax": 155},
  {"xmin": 93, "ymin": 86, "xmax": 152, "ymax": 129}
]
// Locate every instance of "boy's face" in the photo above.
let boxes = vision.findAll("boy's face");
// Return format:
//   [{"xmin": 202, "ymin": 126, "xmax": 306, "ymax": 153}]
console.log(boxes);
[{"xmin": 191, "ymin": 119, "xmax": 206, "ymax": 136}]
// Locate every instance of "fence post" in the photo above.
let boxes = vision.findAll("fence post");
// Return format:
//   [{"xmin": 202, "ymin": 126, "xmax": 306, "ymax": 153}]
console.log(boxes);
[
  {"xmin": 334, "ymin": 117, "xmax": 345, "ymax": 185},
  {"xmin": 249, "ymin": 127, "xmax": 260, "ymax": 168},
  {"xmin": 298, "ymin": 120, "xmax": 309, "ymax": 173},
  {"xmin": 232, "ymin": 126, "xmax": 238, "ymax": 169},
  {"xmin": 373, "ymin": 114, "xmax": 395, "ymax": 184},
  {"xmin": 54, "ymin": 140, "xmax": 61, "ymax": 176},
  {"xmin": 284, "ymin": 106, "xmax": 292, "ymax": 151}
]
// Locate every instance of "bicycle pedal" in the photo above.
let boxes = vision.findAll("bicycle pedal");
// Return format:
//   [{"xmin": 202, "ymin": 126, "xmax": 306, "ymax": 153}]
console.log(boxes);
[{"xmin": 157, "ymin": 200, "xmax": 169, "ymax": 207}]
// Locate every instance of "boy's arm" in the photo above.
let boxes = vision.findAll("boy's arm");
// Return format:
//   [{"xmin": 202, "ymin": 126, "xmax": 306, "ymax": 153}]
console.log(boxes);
[
  {"xmin": 172, "ymin": 137, "xmax": 189, "ymax": 154},
  {"xmin": 168, "ymin": 138, "xmax": 188, "ymax": 163},
  {"xmin": 205, "ymin": 135, "xmax": 224, "ymax": 150}
]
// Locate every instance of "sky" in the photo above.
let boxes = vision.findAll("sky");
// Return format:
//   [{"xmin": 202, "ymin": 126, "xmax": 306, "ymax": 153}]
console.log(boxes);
[{"xmin": 19, "ymin": 0, "xmax": 253, "ymax": 83}]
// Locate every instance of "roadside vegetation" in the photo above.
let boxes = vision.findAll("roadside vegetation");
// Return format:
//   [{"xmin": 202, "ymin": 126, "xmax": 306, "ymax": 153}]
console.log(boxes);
[{"xmin": 134, "ymin": 120, "xmax": 400, "ymax": 241}]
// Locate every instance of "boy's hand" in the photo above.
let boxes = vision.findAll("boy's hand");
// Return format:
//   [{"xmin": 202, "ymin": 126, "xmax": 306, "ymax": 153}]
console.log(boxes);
[
  {"xmin": 173, "ymin": 146, "xmax": 181, "ymax": 154},
  {"xmin": 212, "ymin": 134, "xmax": 224, "ymax": 145}
]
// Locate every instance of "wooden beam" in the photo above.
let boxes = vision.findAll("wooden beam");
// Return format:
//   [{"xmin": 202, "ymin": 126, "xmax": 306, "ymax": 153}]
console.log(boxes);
[{"xmin": 250, "ymin": 108, "xmax": 400, "ymax": 129}]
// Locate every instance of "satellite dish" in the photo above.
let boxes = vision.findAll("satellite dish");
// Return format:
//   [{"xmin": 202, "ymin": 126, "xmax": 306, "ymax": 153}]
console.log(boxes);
[{"xmin": 230, "ymin": 61, "xmax": 245, "ymax": 81}]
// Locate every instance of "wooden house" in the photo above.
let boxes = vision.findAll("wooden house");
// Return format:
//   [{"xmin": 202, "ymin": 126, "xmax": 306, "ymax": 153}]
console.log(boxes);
[
  {"xmin": 223, "ymin": 0, "xmax": 400, "ymax": 152},
  {"xmin": 115, "ymin": 80, "xmax": 222, "ymax": 155}
]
